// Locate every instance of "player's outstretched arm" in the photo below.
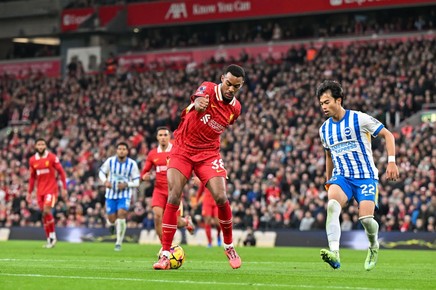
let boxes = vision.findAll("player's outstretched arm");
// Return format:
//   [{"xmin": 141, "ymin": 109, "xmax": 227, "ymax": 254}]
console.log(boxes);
[
  {"xmin": 27, "ymin": 165, "xmax": 36, "ymax": 204},
  {"xmin": 325, "ymin": 150, "xmax": 333, "ymax": 185},
  {"xmin": 378, "ymin": 128, "xmax": 399, "ymax": 181}
]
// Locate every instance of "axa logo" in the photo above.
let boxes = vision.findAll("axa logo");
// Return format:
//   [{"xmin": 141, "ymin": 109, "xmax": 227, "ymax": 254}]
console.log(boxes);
[
  {"xmin": 201, "ymin": 114, "xmax": 211, "ymax": 124},
  {"xmin": 165, "ymin": 3, "xmax": 188, "ymax": 19}
]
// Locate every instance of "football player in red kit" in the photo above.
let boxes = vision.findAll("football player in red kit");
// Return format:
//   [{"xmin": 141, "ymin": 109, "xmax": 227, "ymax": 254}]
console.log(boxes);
[
  {"xmin": 27, "ymin": 138, "xmax": 67, "ymax": 248},
  {"xmin": 154, "ymin": 64, "xmax": 245, "ymax": 270},
  {"xmin": 141, "ymin": 127, "xmax": 195, "ymax": 242}
]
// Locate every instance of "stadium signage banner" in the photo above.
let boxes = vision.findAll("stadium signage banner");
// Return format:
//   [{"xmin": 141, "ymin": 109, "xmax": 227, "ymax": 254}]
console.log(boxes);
[
  {"xmin": 0, "ymin": 58, "xmax": 61, "ymax": 78},
  {"xmin": 6, "ymin": 227, "xmax": 436, "ymax": 250},
  {"xmin": 60, "ymin": 5, "xmax": 124, "ymax": 32},
  {"xmin": 127, "ymin": 0, "xmax": 435, "ymax": 26},
  {"xmin": 61, "ymin": 8, "xmax": 94, "ymax": 32}
]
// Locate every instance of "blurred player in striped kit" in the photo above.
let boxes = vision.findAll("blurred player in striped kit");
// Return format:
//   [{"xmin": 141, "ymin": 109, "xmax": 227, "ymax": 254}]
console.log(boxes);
[
  {"xmin": 99, "ymin": 142, "xmax": 140, "ymax": 251},
  {"xmin": 317, "ymin": 80, "xmax": 399, "ymax": 271}
]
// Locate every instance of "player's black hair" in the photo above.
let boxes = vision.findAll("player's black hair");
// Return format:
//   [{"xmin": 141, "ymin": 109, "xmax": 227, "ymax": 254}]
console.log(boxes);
[
  {"xmin": 225, "ymin": 64, "xmax": 245, "ymax": 80},
  {"xmin": 35, "ymin": 138, "xmax": 47, "ymax": 145},
  {"xmin": 316, "ymin": 80, "xmax": 345, "ymax": 104},
  {"xmin": 116, "ymin": 142, "xmax": 129, "ymax": 150},
  {"xmin": 156, "ymin": 126, "xmax": 170, "ymax": 135}
]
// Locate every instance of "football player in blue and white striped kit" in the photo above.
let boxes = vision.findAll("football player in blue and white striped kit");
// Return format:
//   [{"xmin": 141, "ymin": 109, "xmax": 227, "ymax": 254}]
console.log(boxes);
[
  {"xmin": 99, "ymin": 142, "xmax": 140, "ymax": 251},
  {"xmin": 317, "ymin": 80, "xmax": 399, "ymax": 271}
]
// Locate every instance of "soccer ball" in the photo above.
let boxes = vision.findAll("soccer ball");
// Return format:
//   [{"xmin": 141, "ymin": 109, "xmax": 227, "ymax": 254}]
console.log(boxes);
[{"xmin": 158, "ymin": 244, "xmax": 186, "ymax": 269}]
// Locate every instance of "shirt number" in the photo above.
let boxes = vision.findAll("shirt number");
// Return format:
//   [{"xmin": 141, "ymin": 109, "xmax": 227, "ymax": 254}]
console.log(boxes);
[{"xmin": 360, "ymin": 184, "xmax": 376, "ymax": 196}]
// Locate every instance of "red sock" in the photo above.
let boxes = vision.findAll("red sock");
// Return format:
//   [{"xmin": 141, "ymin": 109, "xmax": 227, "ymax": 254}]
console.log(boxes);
[
  {"xmin": 45, "ymin": 213, "xmax": 55, "ymax": 235},
  {"xmin": 161, "ymin": 203, "xmax": 179, "ymax": 251},
  {"xmin": 217, "ymin": 200, "xmax": 233, "ymax": 245},
  {"xmin": 43, "ymin": 214, "xmax": 50, "ymax": 238},
  {"xmin": 205, "ymin": 223, "xmax": 212, "ymax": 244}
]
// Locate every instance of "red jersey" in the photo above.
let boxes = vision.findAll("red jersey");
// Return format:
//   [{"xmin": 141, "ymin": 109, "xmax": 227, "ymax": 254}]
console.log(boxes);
[
  {"xmin": 28, "ymin": 151, "xmax": 67, "ymax": 196},
  {"xmin": 140, "ymin": 143, "xmax": 172, "ymax": 193},
  {"xmin": 174, "ymin": 82, "xmax": 241, "ymax": 153}
]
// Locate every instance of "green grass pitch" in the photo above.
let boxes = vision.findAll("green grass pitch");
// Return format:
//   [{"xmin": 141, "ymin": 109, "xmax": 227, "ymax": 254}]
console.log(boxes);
[{"xmin": 0, "ymin": 241, "xmax": 434, "ymax": 290}]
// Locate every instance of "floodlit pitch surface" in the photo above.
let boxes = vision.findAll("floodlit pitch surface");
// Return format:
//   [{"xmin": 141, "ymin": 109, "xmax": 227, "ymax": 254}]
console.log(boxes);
[{"xmin": 0, "ymin": 241, "xmax": 434, "ymax": 290}]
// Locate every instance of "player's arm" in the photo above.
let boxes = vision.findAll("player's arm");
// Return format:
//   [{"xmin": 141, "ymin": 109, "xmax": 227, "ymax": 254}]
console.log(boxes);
[
  {"xmin": 27, "ymin": 162, "xmax": 36, "ymax": 204},
  {"xmin": 118, "ymin": 162, "xmax": 140, "ymax": 190},
  {"xmin": 377, "ymin": 127, "xmax": 399, "ymax": 181},
  {"xmin": 98, "ymin": 160, "xmax": 112, "ymax": 188},
  {"xmin": 194, "ymin": 94, "xmax": 209, "ymax": 112},
  {"xmin": 191, "ymin": 82, "xmax": 212, "ymax": 112},
  {"xmin": 141, "ymin": 157, "xmax": 153, "ymax": 181},
  {"xmin": 325, "ymin": 149, "xmax": 334, "ymax": 189},
  {"xmin": 53, "ymin": 156, "xmax": 68, "ymax": 200},
  {"xmin": 319, "ymin": 125, "xmax": 332, "ymax": 189}
]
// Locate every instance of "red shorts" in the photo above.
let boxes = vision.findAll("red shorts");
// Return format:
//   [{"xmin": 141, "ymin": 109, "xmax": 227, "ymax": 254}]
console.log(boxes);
[
  {"xmin": 202, "ymin": 201, "xmax": 218, "ymax": 218},
  {"xmin": 168, "ymin": 146, "xmax": 227, "ymax": 186},
  {"xmin": 152, "ymin": 190, "xmax": 183, "ymax": 217},
  {"xmin": 152, "ymin": 190, "xmax": 168, "ymax": 209},
  {"xmin": 37, "ymin": 193, "xmax": 57, "ymax": 210}
]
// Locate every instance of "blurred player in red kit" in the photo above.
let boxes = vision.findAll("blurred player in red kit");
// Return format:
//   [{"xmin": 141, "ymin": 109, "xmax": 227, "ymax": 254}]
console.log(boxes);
[
  {"xmin": 27, "ymin": 138, "xmax": 67, "ymax": 248},
  {"xmin": 194, "ymin": 177, "xmax": 222, "ymax": 247},
  {"xmin": 141, "ymin": 127, "xmax": 195, "ymax": 242},
  {"xmin": 154, "ymin": 64, "xmax": 245, "ymax": 270}
]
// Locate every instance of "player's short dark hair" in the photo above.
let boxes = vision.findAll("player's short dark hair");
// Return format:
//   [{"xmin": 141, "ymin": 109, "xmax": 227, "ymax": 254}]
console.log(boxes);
[
  {"xmin": 316, "ymin": 80, "xmax": 345, "ymax": 104},
  {"xmin": 116, "ymin": 142, "xmax": 129, "ymax": 150},
  {"xmin": 225, "ymin": 64, "xmax": 245, "ymax": 80},
  {"xmin": 35, "ymin": 138, "xmax": 47, "ymax": 145},
  {"xmin": 156, "ymin": 126, "xmax": 170, "ymax": 135}
]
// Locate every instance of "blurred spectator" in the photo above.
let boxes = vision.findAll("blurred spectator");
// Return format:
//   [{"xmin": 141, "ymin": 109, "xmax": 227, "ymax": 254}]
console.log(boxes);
[{"xmin": 243, "ymin": 227, "xmax": 257, "ymax": 246}]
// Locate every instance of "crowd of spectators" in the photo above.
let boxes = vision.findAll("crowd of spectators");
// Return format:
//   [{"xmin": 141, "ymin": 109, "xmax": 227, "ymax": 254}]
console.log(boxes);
[
  {"xmin": 0, "ymin": 37, "xmax": 435, "ymax": 235},
  {"xmin": 135, "ymin": 6, "xmax": 436, "ymax": 52},
  {"xmin": 1, "ymin": 5, "xmax": 435, "ymax": 61}
]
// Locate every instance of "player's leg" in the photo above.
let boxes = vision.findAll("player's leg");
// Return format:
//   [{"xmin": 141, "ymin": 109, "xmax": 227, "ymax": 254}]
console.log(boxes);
[
  {"xmin": 106, "ymin": 199, "xmax": 117, "ymax": 235},
  {"xmin": 359, "ymin": 202, "xmax": 379, "ymax": 271},
  {"xmin": 153, "ymin": 206, "xmax": 164, "ymax": 241},
  {"xmin": 37, "ymin": 195, "xmax": 49, "ymax": 247},
  {"xmin": 176, "ymin": 208, "xmax": 195, "ymax": 235},
  {"xmin": 105, "ymin": 199, "xmax": 119, "ymax": 249},
  {"xmin": 356, "ymin": 179, "xmax": 379, "ymax": 271},
  {"xmin": 115, "ymin": 209, "xmax": 128, "ymax": 251},
  {"xmin": 213, "ymin": 214, "xmax": 222, "ymax": 247},
  {"xmin": 114, "ymin": 197, "xmax": 130, "ymax": 251},
  {"xmin": 320, "ymin": 178, "xmax": 349, "ymax": 269},
  {"xmin": 41, "ymin": 194, "xmax": 57, "ymax": 248},
  {"xmin": 151, "ymin": 191, "xmax": 167, "ymax": 241},
  {"xmin": 154, "ymin": 167, "xmax": 188, "ymax": 270},
  {"xmin": 207, "ymin": 176, "xmax": 241, "ymax": 269},
  {"xmin": 203, "ymin": 214, "xmax": 213, "ymax": 247}
]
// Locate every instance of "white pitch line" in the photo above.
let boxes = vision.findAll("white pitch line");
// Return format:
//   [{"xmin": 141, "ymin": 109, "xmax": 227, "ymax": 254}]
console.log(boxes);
[
  {"xmin": 0, "ymin": 273, "xmax": 397, "ymax": 290},
  {"xmin": 0, "ymin": 258, "xmax": 303, "ymax": 264}
]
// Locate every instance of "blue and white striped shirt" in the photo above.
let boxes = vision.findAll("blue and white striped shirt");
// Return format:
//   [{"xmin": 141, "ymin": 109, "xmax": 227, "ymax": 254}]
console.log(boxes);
[
  {"xmin": 99, "ymin": 156, "xmax": 140, "ymax": 199},
  {"xmin": 319, "ymin": 110, "xmax": 384, "ymax": 180}
]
